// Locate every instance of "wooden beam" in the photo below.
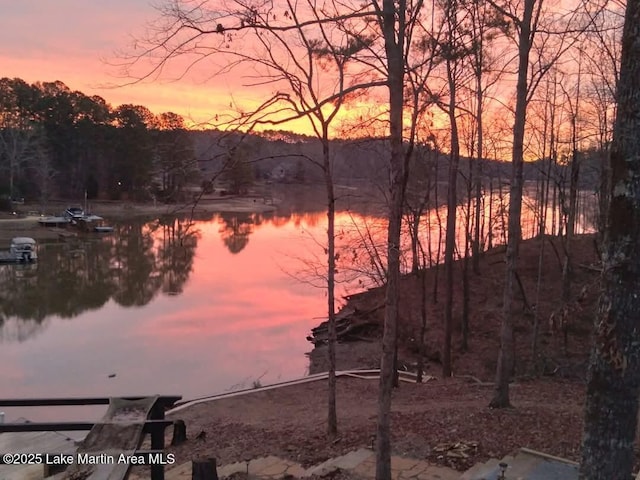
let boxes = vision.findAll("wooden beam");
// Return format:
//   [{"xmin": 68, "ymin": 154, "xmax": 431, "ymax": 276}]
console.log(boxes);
[
  {"xmin": 0, "ymin": 395, "xmax": 181, "ymax": 408},
  {"xmin": 0, "ymin": 420, "xmax": 172, "ymax": 433}
]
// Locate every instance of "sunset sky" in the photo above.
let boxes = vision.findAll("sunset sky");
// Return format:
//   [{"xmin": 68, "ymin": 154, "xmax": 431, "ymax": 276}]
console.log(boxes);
[
  {"xmin": 0, "ymin": 1, "xmax": 391, "ymax": 136},
  {"xmin": 0, "ymin": 1, "xmax": 282, "ymax": 128}
]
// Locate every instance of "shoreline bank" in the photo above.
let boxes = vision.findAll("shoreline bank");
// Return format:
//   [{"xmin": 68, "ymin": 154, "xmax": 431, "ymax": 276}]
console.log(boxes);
[
  {"xmin": 306, "ymin": 233, "xmax": 600, "ymax": 382},
  {"xmin": 161, "ymin": 374, "xmax": 594, "ymax": 474},
  {"xmin": 0, "ymin": 196, "xmax": 279, "ymax": 241}
]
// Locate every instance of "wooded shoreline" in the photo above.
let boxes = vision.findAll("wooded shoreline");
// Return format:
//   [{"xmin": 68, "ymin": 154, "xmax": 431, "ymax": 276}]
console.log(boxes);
[{"xmin": 307, "ymin": 233, "xmax": 600, "ymax": 382}]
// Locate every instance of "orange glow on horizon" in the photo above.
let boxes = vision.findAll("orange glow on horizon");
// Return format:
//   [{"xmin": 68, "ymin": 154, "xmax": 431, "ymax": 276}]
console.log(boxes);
[
  {"xmin": 0, "ymin": 1, "xmax": 394, "ymax": 140},
  {"xmin": 3, "ymin": 53, "xmax": 391, "ymax": 138}
]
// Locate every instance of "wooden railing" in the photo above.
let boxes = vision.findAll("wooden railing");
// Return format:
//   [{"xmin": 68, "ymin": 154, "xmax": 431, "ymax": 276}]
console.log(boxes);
[{"xmin": 0, "ymin": 395, "xmax": 182, "ymax": 480}]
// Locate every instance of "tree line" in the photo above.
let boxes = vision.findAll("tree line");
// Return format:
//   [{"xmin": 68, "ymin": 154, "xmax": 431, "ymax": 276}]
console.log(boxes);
[
  {"xmin": 0, "ymin": 78, "xmax": 197, "ymax": 206},
  {"xmin": 0, "ymin": 75, "xmax": 607, "ymax": 211}
]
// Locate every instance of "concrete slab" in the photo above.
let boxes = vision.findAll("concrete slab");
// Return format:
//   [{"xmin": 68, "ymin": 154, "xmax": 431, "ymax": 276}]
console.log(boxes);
[
  {"xmin": 249, "ymin": 456, "xmax": 286, "ymax": 476},
  {"xmin": 416, "ymin": 465, "xmax": 460, "ymax": 480},
  {"xmin": 155, "ymin": 451, "xmax": 459, "ymax": 480},
  {"xmin": 332, "ymin": 449, "xmax": 375, "ymax": 470},
  {"xmin": 489, "ymin": 450, "xmax": 579, "ymax": 480},
  {"xmin": 391, "ymin": 457, "xmax": 421, "ymax": 472},
  {"xmin": 259, "ymin": 461, "xmax": 292, "ymax": 477},
  {"xmin": 460, "ymin": 450, "xmax": 580, "ymax": 480},
  {"xmin": 525, "ymin": 460, "xmax": 578, "ymax": 480},
  {"xmin": 398, "ymin": 462, "xmax": 429, "ymax": 478},
  {"xmin": 284, "ymin": 463, "xmax": 307, "ymax": 478},
  {"xmin": 218, "ymin": 461, "xmax": 247, "ymax": 477},
  {"xmin": 459, "ymin": 458, "xmax": 501, "ymax": 480},
  {"xmin": 353, "ymin": 462, "xmax": 376, "ymax": 477},
  {"xmin": 304, "ymin": 448, "xmax": 374, "ymax": 476}
]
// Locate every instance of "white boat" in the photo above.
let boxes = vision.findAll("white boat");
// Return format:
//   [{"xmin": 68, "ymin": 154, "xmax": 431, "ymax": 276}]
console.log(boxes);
[
  {"xmin": 64, "ymin": 206, "xmax": 85, "ymax": 223},
  {"xmin": 0, "ymin": 237, "xmax": 38, "ymax": 263}
]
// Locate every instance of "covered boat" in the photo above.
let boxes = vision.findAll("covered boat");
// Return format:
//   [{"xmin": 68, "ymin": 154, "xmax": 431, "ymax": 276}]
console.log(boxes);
[{"xmin": 0, "ymin": 237, "xmax": 38, "ymax": 263}]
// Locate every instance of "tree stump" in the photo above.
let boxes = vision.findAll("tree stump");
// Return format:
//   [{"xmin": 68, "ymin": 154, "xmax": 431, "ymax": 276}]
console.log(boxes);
[
  {"xmin": 171, "ymin": 419, "xmax": 187, "ymax": 446},
  {"xmin": 192, "ymin": 458, "xmax": 218, "ymax": 480}
]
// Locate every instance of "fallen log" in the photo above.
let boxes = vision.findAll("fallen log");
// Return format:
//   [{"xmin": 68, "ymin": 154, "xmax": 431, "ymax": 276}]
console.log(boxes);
[{"xmin": 308, "ymin": 319, "xmax": 379, "ymax": 345}]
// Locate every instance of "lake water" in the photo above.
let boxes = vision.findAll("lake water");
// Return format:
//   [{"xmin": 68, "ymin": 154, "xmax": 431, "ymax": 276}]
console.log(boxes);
[
  {"xmin": 0, "ymin": 209, "xmax": 351, "ymax": 421},
  {"xmin": 0, "ymin": 187, "xmax": 597, "ymax": 421}
]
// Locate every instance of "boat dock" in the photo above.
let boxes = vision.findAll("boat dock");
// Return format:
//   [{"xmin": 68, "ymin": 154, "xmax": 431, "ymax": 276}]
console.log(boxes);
[
  {"xmin": 37, "ymin": 217, "xmax": 70, "ymax": 228},
  {"xmin": 0, "ymin": 252, "xmax": 35, "ymax": 264}
]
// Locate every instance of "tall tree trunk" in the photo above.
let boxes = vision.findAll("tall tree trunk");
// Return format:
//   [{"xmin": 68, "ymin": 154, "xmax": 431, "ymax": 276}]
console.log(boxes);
[
  {"xmin": 551, "ymin": 173, "xmax": 558, "ymax": 236},
  {"xmin": 462, "ymin": 168, "xmax": 472, "ymax": 352},
  {"xmin": 598, "ymin": 149, "xmax": 611, "ymax": 248},
  {"xmin": 488, "ymin": 177, "xmax": 494, "ymax": 249},
  {"xmin": 567, "ymin": 59, "xmax": 581, "ymax": 243},
  {"xmin": 433, "ymin": 163, "xmax": 442, "ymax": 303},
  {"xmin": 580, "ymin": 1, "xmax": 640, "ymax": 476},
  {"xmin": 472, "ymin": 58, "xmax": 484, "ymax": 275},
  {"xmin": 567, "ymin": 149, "xmax": 580, "ymax": 241},
  {"xmin": 410, "ymin": 213, "xmax": 421, "ymax": 274},
  {"xmin": 376, "ymin": 0, "xmax": 406, "ymax": 477},
  {"xmin": 560, "ymin": 108, "xmax": 581, "ymax": 355},
  {"xmin": 416, "ymin": 254, "xmax": 428, "ymax": 383},
  {"xmin": 538, "ymin": 77, "xmax": 555, "ymax": 237},
  {"xmin": 462, "ymin": 215, "xmax": 471, "ymax": 352},
  {"xmin": 490, "ymin": 0, "xmax": 534, "ymax": 408},
  {"xmin": 323, "ymin": 133, "xmax": 338, "ymax": 439},
  {"xmin": 443, "ymin": 54, "xmax": 461, "ymax": 379},
  {"xmin": 544, "ymin": 151, "xmax": 554, "ymax": 238},
  {"xmin": 532, "ymin": 122, "xmax": 552, "ymax": 371},
  {"xmin": 498, "ymin": 175, "xmax": 508, "ymax": 245}
]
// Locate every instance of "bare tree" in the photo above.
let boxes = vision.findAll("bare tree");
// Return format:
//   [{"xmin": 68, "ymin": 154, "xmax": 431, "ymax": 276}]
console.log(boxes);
[
  {"xmin": 558, "ymin": 63, "xmax": 583, "ymax": 354},
  {"xmin": 582, "ymin": 1, "xmax": 623, "ymax": 243},
  {"xmin": 125, "ymin": 0, "xmax": 392, "ymax": 440},
  {"xmin": 579, "ymin": 0, "xmax": 640, "ymax": 476},
  {"xmin": 465, "ymin": 1, "xmax": 509, "ymax": 274},
  {"xmin": 486, "ymin": 0, "xmax": 539, "ymax": 408},
  {"xmin": 373, "ymin": 0, "xmax": 414, "ymax": 474},
  {"xmin": 488, "ymin": 0, "xmax": 590, "ymax": 408}
]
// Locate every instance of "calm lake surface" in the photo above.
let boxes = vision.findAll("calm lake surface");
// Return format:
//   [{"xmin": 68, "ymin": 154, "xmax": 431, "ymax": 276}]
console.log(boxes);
[
  {"xmin": 0, "ymin": 208, "xmax": 357, "ymax": 421},
  {"xmin": 0, "ymin": 187, "xmax": 596, "ymax": 421}
]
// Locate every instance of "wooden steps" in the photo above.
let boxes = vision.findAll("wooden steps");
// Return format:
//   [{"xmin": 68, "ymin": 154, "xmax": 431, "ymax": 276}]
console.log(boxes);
[{"xmin": 0, "ymin": 421, "xmax": 79, "ymax": 480}]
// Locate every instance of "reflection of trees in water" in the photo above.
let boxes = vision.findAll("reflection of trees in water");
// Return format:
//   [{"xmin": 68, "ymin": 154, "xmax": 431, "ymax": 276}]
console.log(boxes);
[
  {"xmin": 219, "ymin": 213, "xmax": 254, "ymax": 254},
  {"xmin": 112, "ymin": 221, "xmax": 162, "ymax": 307},
  {"xmin": 156, "ymin": 216, "xmax": 199, "ymax": 295},
  {"xmin": 0, "ymin": 264, "xmax": 50, "ymax": 342},
  {"xmin": 223, "ymin": 210, "xmax": 326, "ymax": 233},
  {"xmin": 0, "ymin": 316, "xmax": 48, "ymax": 343},
  {"xmin": 0, "ymin": 216, "xmax": 199, "ymax": 342}
]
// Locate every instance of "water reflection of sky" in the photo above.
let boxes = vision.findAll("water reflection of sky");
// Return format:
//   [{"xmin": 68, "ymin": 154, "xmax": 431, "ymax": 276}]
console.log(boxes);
[
  {"xmin": 0, "ymin": 213, "xmax": 336, "ymax": 422},
  {"xmin": 0, "ymin": 194, "xmax": 597, "ymax": 422}
]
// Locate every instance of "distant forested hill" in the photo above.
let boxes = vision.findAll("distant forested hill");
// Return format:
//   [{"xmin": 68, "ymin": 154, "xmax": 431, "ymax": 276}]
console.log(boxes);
[{"xmin": 0, "ymin": 77, "xmax": 602, "ymax": 207}]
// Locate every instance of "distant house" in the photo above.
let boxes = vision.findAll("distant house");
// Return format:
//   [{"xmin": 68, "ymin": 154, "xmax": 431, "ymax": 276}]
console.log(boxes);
[
  {"xmin": 270, "ymin": 164, "xmax": 288, "ymax": 182},
  {"xmin": 270, "ymin": 163, "xmax": 294, "ymax": 182}
]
